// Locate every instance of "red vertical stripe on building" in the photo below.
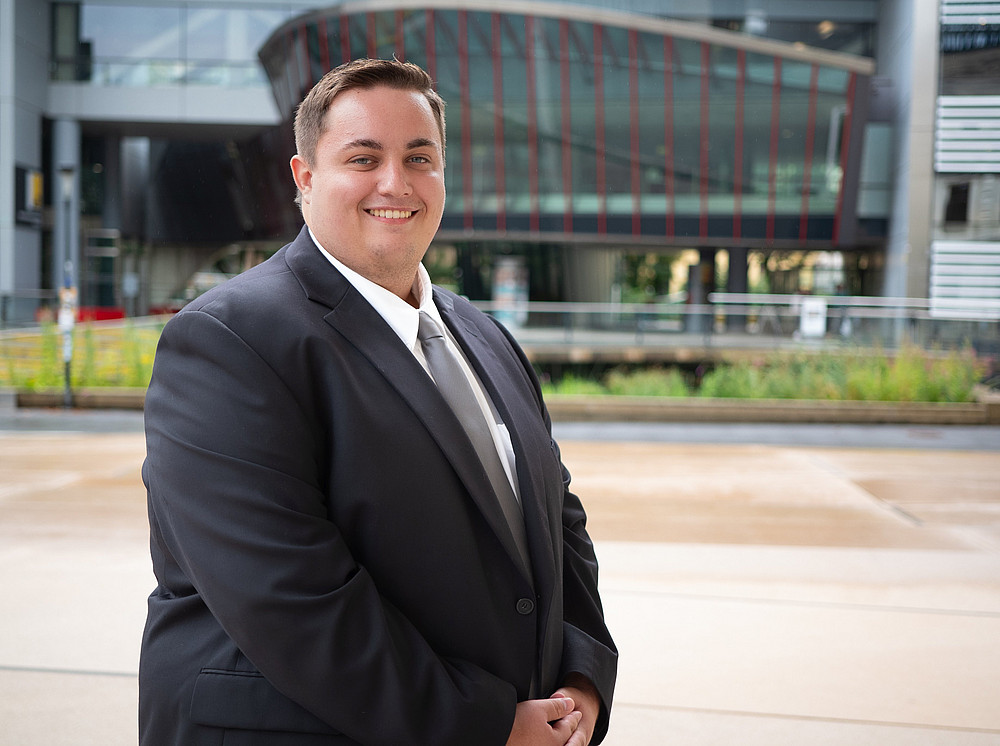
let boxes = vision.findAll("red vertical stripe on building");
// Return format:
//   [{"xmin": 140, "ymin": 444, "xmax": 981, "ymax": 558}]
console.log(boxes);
[
  {"xmin": 525, "ymin": 16, "xmax": 540, "ymax": 233},
  {"xmin": 699, "ymin": 41, "xmax": 710, "ymax": 239},
  {"xmin": 426, "ymin": 10, "xmax": 436, "ymax": 81},
  {"xmin": 492, "ymin": 14, "xmax": 506, "ymax": 232},
  {"xmin": 395, "ymin": 10, "xmax": 405, "ymax": 59},
  {"xmin": 766, "ymin": 57, "xmax": 782, "ymax": 241},
  {"xmin": 458, "ymin": 11, "xmax": 474, "ymax": 230},
  {"xmin": 560, "ymin": 19, "xmax": 572, "ymax": 234},
  {"xmin": 367, "ymin": 13, "xmax": 377, "ymax": 58},
  {"xmin": 663, "ymin": 36, "xmax": 674, "ymax": 238},
  {"xmin": 318, "ymin": 19, "xmax": 330, "ymax": 74},
  {"xmin": 833, "ymin": 72, "xmax": 857, "ymax": 245},
  {"xmin": 629, "ymin": 29, "xmax": 641, "ymax": 236},
  {"xmin": 799, "ymin": 64, "xmax": 820, "ymax": 241},
  {"xmin": 340, "ymin": 15, "xmax": 351, "ymax": 64},
  {"xmin": 594, "ymin": 25, "xmax": 607, "ymax": 235},
  {"xmin": 733, "ymin": 49, "xmax": 745, "ymax": 239}
]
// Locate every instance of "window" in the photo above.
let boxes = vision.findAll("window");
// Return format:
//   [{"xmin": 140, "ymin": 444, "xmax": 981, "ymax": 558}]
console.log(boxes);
[{"xmin": 945, "ymin": 182, "xmax": 970, "ymax": 223}]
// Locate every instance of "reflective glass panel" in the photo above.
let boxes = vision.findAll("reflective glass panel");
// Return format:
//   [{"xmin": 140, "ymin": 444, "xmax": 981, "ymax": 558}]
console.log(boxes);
[
  {"xmin": 431, "ymin": 11, "xmax": 463, "ymax": 209},
  {"xmin": 775, "ymin": 59, "xmax": 815, "ymax": 233},
  {"xmin": 601, "ymin": 25, "xmax": 632, "ymax": 210},
  {"xmin": 671, "ymin": 38, "xmax": 702, "ymax": 217},
  {"xmin": 707, "ymin": 45, "xmax": 740, "ymax": 217},
  {"xmin": 637, "ymin": 31, "xmax": 667, "ymax": 218},
  {"xmin": 742, "ymin": 52, "xmax": 777, "ymax": 216},
  {"xmin": 81, "ymin": 4, "xmax": 181, "ymax": 59},
  {"xmin": 533, "ymin": 17, "xmax": 566, "ymax": 216},
  {"xmin": 186, "ymin": 8, "xmax": 287, "ymax": 61},
  {"xmin": 500, "ymin": 15, "xmax": 531, "ymax": 215}
]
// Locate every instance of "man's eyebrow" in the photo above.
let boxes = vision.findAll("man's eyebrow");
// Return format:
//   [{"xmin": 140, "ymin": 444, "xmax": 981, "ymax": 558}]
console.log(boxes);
[
  {"xmin": 342, "ymin": 138, "xmax": 383, "ymax": 151},
  {"xmin": 340, "ymin": 137, "xmax": 438, "ymax": 151},
  {"xmin": 407, "ymin": 137, "xmax": 438, "ymax": 150}
]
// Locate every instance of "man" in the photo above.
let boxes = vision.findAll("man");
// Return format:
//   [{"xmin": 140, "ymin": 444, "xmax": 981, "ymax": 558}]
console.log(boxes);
[{"xmin": 139, "ymin": 58, "xmax": 617, "ymax": 745}]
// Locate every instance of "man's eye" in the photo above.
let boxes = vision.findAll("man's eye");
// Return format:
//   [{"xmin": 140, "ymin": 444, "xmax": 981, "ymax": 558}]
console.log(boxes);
[
  {"xmin": 409, "ymin": 155, "xmax": 431, "ymax": 164},
  {"xmin": 350, "ymin": 157, "xmax": 374, "ymax": 166}
]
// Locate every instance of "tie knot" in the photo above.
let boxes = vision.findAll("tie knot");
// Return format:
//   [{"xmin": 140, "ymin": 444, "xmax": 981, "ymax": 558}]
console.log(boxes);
[{"xmin": 418, "ymin": 311, "xmax": 445, "ymax": 343}]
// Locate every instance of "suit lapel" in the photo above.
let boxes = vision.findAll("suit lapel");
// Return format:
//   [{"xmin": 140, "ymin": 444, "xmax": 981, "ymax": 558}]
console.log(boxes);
[
  {"xmin": 435, "ymin": 292, "xmax": 557, "ymax": 593},
  {"xmin": 284, "ymin": 230, "xmax": 532, "ymax": 580}
]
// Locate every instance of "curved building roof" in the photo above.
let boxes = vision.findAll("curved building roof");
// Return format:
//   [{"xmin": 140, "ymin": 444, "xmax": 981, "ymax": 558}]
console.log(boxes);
[{"xmin": 260, "ymin": 0, "xmax": 876, "ymax": 249}]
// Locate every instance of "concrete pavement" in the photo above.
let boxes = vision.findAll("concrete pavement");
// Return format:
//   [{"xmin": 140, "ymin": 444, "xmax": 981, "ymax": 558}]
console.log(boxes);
[{"xmin": 1, "ymin": 413, "xmax": 999, "ymax": 745}]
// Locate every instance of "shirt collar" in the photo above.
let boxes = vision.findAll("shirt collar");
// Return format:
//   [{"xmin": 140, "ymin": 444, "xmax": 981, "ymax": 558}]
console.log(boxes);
[{"xmin": 308, "ymin": 227, "xmax": 442, "ymax": 351}]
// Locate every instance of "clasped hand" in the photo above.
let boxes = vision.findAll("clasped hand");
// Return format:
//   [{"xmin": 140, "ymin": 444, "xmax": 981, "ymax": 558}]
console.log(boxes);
[{"xmin": 505, "ymin": 677, "xmax": 599, "ymax": 746}]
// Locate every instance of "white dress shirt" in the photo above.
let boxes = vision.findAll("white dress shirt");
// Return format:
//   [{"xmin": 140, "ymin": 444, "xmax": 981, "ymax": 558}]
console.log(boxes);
[{"xmin": 309, "ymin": 229, "xmax": 520, "ymax": 498}]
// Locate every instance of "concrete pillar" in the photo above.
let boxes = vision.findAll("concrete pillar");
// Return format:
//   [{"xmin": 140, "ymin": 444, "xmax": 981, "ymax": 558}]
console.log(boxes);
[
  {"xmin": 878, "ymin": 0, "xmax": 939, "ymax": 299},
  {"xmin": 1, "ymin": 0, "xmax": 47, "ymax": 323},
  {"xmin": 0, "ymin": 0, "xmax": 15, "ymax": 313},
  {"xmin": 120, "ymin": 137, "xmax": 150, "ymax": 239},
  {"xmin": 102, "ymin": 135, "xmax": 122, "ymax": 230},
  {"xmin": 726, "ymin": 246, "xmax": 749, "ymax": 332},
  {"xmin": 561, "ymin": 245, "xmax": 617, "ymax": 302},
  {"xmin": 52, "ymin": 118, "xmax": 81, "ymax": 293},
  {"xmin": 727, "ymin": 247, "xmax": 749, "ymax": 294},
  {"xmin": 686, "ymin": 248, "xmax": 716, "ymax": 333}
]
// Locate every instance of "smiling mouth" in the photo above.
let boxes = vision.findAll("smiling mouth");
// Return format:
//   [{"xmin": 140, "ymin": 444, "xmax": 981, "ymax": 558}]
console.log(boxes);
[{"xmin": 367, "ymin": 209, "xmax": 415, "ymax": 219}]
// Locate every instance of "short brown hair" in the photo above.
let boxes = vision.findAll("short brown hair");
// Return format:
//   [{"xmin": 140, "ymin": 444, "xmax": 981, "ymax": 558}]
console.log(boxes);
[{"xmin": 294, "ymin": 58, "xmax": 446, "ymax": 168}]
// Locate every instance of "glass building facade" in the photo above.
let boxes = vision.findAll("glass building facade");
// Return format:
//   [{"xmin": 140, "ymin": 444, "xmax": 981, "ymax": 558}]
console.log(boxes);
[
  {"xmin": 9, "ymin": 0, "xmax": 886, "ymax": 318},
  {"xmin": 260, "ymin": 3, "xmax": 875, "ymax": 251}
]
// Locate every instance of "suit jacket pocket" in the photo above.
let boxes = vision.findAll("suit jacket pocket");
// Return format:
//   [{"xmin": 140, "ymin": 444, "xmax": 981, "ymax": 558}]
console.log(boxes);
[{"xmin": 191, "ymin": 669, "xmax": 341, "ymax": 735}]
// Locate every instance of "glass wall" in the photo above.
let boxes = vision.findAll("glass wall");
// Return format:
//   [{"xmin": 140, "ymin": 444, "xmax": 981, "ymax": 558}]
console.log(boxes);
[
  {"xmin": 713, "ymin": 18, "xmax": 875, "ymax": 58},
  {"xmin": 259, "ymin": 6, "xmax": 871, "ymax": 247},
  {"xmin": 51, "ymin": 2, "xmax": 303, "ymax": 87}
]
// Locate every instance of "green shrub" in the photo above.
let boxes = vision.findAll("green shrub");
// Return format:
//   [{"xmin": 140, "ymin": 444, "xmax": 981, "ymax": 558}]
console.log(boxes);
[
  {"xmin": 2, "ymin": 322, "xmax": 985, "ymax": 405},
  {"xmin": 839, "ymin": 346, "xmax": 985, "ymax": 402},
  {"xmin": 542, "ymin": 374, "xmax": 608, "ymax": 396},
  {"xmin": 605, "ymin": 366, "xmax": 690, "ymax": 397},
  {"xmin": 1, "ymin": 321, "xmax": 160, "ymax": 390},
  {"xmin": 697, "ymin": 346, "xmax": 984, "ymax": 402},
  {"xmin": 844, "ymin": 354, "xmax": 887, "ymax": 401},
  {"xmin": 698, "ymin": 361, "xmax": 762, "ymax": 398}
]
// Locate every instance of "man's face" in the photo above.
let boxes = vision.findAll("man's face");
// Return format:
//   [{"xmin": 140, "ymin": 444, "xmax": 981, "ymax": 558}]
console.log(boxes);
[{"xmin": 290, "ymin": 85, "xmax": 446, "ymax": 297}]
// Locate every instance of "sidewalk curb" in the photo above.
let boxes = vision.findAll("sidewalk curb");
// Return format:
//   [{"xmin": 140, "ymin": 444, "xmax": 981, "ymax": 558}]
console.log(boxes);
[
  {"xmin": 10, "ymin": 388, "xmax": 999, "ymax": 425},
  {"xmin": 16, "ymin": 388, "xmax": 147, "ymax": 410},
  {"xmin": 544, "ymin": 394, "xmax": 999, "ymax": 425}
]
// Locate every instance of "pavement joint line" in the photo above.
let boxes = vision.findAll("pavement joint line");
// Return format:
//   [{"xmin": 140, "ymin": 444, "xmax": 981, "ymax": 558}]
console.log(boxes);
[
  {"xmin": 0, "ymin": 664, "xmax": 137, "ymax": 679},
  {"xmin": 602, "ymin": 588, "xmax": 1000, "ymax": 618},
  {"xmin": 610, "ymin": 702, "xmax": 1000, "ymax": 734},
  {"xmin": 797, "ymin": 451, "xmax": 926, "ymax": 526},
  {"xmin": 871, "ymin": 497, "xmax": 925, "ymax": 526}
]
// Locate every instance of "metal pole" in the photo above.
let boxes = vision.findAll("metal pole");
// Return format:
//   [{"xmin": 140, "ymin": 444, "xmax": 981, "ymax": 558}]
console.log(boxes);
[
  {"xmin": 58, "ymin": 166, "xmax": 76, "ymax": 409},
  {"xmin": 59, "ymin": 260, "xmax": 75, "ymax": 409},
  {"xmin": 63, "ymin": 358, "xmax": 72, "ymax": 408}
]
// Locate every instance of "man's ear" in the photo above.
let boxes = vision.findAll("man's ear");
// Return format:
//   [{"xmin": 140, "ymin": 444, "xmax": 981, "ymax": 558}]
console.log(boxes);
[{"xmin": 290, "ymin": 155, "xmax": 313, "ymax": 202}]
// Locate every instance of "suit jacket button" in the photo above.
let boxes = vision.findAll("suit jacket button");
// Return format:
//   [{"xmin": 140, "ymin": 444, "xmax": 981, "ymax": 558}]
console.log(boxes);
[{"xmin": 516, "ymin": 598, "xmax": 535, "ymax": 615}]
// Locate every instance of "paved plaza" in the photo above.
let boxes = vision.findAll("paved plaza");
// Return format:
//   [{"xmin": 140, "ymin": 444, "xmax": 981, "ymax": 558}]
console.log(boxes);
[{"xmin": 1, "ymin": 411, "xmax": 999, "ymax": 745}]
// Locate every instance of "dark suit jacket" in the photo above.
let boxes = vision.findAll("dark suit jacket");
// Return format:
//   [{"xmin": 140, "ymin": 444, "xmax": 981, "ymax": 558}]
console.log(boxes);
[{"xmin": 139, "ymin": 227, "xmax": 617, "ymax": 745}]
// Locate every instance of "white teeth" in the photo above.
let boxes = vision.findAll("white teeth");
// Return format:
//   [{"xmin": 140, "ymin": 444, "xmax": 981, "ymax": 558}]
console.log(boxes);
[{"xmin": 369, "ymin": 209, "xmax": 413, "ymax": 219}]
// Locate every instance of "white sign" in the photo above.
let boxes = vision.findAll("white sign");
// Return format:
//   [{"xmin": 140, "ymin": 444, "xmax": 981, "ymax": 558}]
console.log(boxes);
[{"xmin": 799, "ymin": 297, "xmax": 827, "ymax": 338}]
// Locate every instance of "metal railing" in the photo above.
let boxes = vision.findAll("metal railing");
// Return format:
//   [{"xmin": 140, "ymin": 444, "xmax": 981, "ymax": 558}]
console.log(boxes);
[
  {"xmin": 473, "ymin": 294, "xmax": 1000, "ymax": 357},
  {"xmin": 3, "ymin": 295, "xmax": 997, "ymax": 391}
]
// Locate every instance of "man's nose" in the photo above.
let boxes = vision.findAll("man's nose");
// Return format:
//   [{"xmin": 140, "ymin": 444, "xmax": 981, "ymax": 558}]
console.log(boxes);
[{"xmin": 377, "ymin": 161, "xmax": 412, "ymax": 196}]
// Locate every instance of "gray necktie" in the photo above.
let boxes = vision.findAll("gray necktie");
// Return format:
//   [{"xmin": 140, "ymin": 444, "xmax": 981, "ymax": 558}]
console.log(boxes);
[{"xmin": 417, "ymin": 311, "xmax": 530, "ymax": 573}]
